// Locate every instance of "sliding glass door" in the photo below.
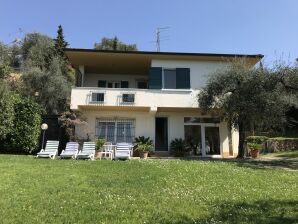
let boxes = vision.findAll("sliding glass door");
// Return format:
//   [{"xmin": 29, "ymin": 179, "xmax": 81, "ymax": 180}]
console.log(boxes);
[{"xmin": 184, "ymin": 117, "xmax": 221, "ymax": 156}]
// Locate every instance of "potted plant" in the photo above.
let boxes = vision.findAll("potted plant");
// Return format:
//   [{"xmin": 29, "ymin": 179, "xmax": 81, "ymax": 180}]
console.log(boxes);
[
  {"xmin": 170, "ymin": 138, "xmax": 188, "ymax": 157},
  {"xmin": 95, "ymin": 138, "xmax": 106, "ymax": 158},
  {"xmin": 247, "ymin": 142, "xmax": 262, "ymax": 158},
  {"xmin": 137, "ymin": 143, "xmax": 153, "ymax": 159},
  {"xmin": 134, "ymin": 136, "xmax": 153, "ymax": 159}
]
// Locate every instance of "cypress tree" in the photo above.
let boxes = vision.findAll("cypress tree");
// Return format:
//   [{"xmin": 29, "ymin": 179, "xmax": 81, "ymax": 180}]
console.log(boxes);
[{"xmin": 54, "ymin": 25, "xmax": 68, "ymax": 58}]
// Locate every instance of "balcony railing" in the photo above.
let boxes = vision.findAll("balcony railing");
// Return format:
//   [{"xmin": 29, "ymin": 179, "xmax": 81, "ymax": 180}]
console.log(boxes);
[{"xmin": 71, "ymin": 87, "xmax": 199, "ymax": 110}]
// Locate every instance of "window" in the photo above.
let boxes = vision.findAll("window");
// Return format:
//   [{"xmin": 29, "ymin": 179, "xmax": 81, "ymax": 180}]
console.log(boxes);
[
  {"xmin": 122, "ymin": 94, "xmax": 135, "ymax": 103},
  {"xmin": 163, "ymin": 69, "xmax": 176, "ymax": 89},
  {"xmin": 98, "ymin": 80, "xmax": 106, "ymax": 88},
  {"xmin": 149, "ymin": 67, "xmax": 190, "ymax": 90},
  {"xmin": 91, "ymin": 92, "xmax": 104, "ymax": 102},
  {"xmin": 137, "ymin": 81, "xmax": 148, "ymax": 89},
  {"xmin": 96, "ymin": 119, "xmax": 135, "ymax": 143}
]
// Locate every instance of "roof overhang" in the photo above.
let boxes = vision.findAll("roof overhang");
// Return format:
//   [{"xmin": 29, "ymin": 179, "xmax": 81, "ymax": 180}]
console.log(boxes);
[{"xmin": 65, "ymin": 48, "xmax": 263, "ymax": 75}]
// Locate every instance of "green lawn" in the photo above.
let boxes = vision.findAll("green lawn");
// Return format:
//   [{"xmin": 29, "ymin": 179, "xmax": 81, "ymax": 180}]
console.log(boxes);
[
  {"xmin": 261, "ymin": 151, "xmax": 298, "ymax": 159},
  {"xmin": 0, "ymin": 155, "xmax": 297, "ymax": 224}
]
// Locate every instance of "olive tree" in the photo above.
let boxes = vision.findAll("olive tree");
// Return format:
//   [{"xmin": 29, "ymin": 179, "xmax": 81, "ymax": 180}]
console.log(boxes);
[{"xmin": 198, "ymin": 59, "xmax": 287, "ymax": 158}]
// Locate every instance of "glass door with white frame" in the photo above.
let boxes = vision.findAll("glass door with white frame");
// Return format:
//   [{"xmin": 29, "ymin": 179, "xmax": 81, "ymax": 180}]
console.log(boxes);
[
  {"xmin": 184, "ymin": 117, "xmax": 221, "ymax": 156},
  {"xmin": 96, "ymin": 119, "xmax": 135, "ymax": 144}
]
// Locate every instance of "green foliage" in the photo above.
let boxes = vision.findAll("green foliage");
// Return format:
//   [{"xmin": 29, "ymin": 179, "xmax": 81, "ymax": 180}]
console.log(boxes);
[
  {"xmin": 0, "ymin": 81, "xmax": 14, "ymax": 140},
  {"xmin": 136, "ymin": 143, "xmax": 153, "ymax": 152},
  {"xmin": 198, "ymin": 58, "xmax": 289, "ymax": 158},
  {"xmin": 54, "ymin": 25, "xmax": 68, "ymax": 59},
  {"xmin": 22, "ymin": 33, "xmax": 55, "ymax": 69},
  {"xmin": 170, "ymin": 138, "xmax": 187, "ymax": 156},
  {"xmin": 1, "ymin": 156, "xmax": 297, "ymax": 223},
  {"xmin": 96, "ymin": 139, "xmax": 106, "ymax": 150},
  {"xmin": 22, "ymin": 57, "xmax": 71, "ymax": 114},
  {"xmin": 269, "ymin": 137, "xmax": 298, "ymax": 140},
  {"xmin": 94, "ymin": 36, "xmax": 138, "ymax": 51},
  {"xmin": 247, "ymin": 143, "xmax": 262, "ymax": 151},
  {"xmin": 134, "ymin": 136, "xmax": 153, "ymax": 145},
  {"xmin": 4, "ymin": 95, "xmax": 42, "ymax": 153},
  {"xmin": 134, "ymin": 136, "xmax": 153, "ymax": 152},
  {"xmin": 246, "ymin": 136, "xmax": 269, "ymax": 144},
  {"xmin": 0, "ymin": 42, "xmax": 12, "ymax": 79}
]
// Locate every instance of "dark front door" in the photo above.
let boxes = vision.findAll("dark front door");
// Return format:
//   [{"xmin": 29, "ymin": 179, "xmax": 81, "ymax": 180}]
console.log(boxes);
[{"xmin": 155, "ymin": 117, "xmax": 168, "ymax": 151}]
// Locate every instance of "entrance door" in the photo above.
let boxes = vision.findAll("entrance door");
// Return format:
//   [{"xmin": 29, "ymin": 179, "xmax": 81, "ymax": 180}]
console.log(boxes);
[{"xmin": 155, "ymin": 117, "xmax": 168, "ymax": 151}]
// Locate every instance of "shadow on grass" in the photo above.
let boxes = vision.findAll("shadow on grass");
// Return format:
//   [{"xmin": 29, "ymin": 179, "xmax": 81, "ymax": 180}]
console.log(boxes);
[
  {"xmin": 224, "ymin": 158, "xmax": 298, "ymax": 171},
  {"xmin": 274, "ymin": 151, "xmax": 298, "ymax": 158},
  {"xmin": 147, "ymin": 200, "xmax": 298, "ymax": 224}
]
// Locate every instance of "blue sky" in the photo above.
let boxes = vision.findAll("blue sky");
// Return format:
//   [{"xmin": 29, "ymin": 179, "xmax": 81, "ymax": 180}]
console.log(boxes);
[{"xmin": 1, "ymin": 0, "xmax": 297, "ymax": 64}]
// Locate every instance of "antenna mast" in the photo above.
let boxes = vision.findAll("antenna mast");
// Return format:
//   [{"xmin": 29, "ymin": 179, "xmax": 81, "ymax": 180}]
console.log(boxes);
[{"xmin": 156, "ymin": 27, "xmax": 170, "ymax": 52}]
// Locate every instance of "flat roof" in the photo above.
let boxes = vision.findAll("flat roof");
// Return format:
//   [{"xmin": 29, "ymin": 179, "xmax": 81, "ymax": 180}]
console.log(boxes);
[
  {"xmin": 65, "ymin": 48, "xmax": 263, "ymax": 58},
  {"xmin": 65, "ymin": 48, "xmax": 263, "ymax": 75}
]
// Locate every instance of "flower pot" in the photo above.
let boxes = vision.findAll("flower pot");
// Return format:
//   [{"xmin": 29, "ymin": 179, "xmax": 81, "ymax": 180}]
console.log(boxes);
[
  {"xmin": 250, "ymin": 149, "xmax": 259, "ymax": 158},
  {"xmin": 95, "ymin": 151, "xmax": 102, "ymax": 159},
  {"xmin": 139, "ymin": 151, "xmax": 149, "ymax": 159}
]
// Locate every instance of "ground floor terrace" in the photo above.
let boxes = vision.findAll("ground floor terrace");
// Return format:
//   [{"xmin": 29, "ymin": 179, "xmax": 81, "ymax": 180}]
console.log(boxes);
[{"xmin": 75, "ymin": 107, "xmax": 239, "ymax": 158}]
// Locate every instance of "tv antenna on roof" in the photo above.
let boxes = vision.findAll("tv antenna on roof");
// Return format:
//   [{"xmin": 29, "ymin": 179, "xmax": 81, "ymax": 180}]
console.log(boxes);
[{"xmin": 156, "ymin": 27, "xmax": 170, "ymax": 52}]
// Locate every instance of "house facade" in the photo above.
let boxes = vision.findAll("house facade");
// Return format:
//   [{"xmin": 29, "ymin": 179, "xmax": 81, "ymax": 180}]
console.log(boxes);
[{"xmin": 66, "ymin": 49, "xmax": 262, "ymax": 158}]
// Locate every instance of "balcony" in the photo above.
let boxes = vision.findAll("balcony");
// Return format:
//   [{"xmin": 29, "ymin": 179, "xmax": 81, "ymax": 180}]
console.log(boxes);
[{"xmin": 71, "ymin": 87, "xmax": 200, "ymax": 112}]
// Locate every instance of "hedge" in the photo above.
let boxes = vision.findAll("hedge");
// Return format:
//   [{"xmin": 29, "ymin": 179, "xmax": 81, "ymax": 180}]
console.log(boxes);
[{"xmin": 246, "ymin": 136, "xmax": 298, "ymax": 152}]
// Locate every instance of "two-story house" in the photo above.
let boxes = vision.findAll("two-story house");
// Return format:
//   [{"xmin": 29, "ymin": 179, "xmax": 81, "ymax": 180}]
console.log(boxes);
[{"xmin": 65, "ymin": 48, "xmax": 263, "ymax": 158}]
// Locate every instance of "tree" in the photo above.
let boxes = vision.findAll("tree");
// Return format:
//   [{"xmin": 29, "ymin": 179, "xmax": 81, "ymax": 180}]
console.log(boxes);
[
  {"xmin": 22, "ymin": 33, "xmax": 55, "ymax": 69},
  {"xmin": 54, "ymin": 25, "xmax": 68, "ymax": 59},
  {"xmin": 94, "ymin": 36, "xmax": 138, "ymax": 51},
  {"xmin": 0, "ymin": 81, "xmax": 14, "ymax": 140},
  {"xmin": 22, "ymin": 57, "xmax": 71, "ymax": 114},
  {"xmin": 0, "ymin": 42, "xmax": 12, "ymax": 79},
  {"xmin": 198, "ymin": 59, "xmax": 288, "ymax": 158}
]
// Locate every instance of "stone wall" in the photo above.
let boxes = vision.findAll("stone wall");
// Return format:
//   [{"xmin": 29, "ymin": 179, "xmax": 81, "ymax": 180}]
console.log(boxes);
[{"xmin": 266, "ymin": 139, "xmax": 298, "ymax": 152}]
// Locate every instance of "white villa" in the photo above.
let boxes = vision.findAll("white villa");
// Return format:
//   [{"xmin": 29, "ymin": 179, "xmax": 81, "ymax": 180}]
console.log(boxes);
[{"xmin": 65, "ymin": 49, "xmax": 263, "ymax": 158}]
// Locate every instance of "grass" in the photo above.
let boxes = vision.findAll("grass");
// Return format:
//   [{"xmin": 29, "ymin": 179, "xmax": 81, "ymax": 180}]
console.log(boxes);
[
  {"xmin": 0, "ymin": 155, "xmax": 297, "ymax": 223},
  {"xmin": 261, "ymin": 151, "xmax": 298, "ymax": 159}
]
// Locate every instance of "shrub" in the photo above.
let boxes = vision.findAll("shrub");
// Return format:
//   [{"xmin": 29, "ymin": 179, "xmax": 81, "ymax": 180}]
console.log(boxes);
[
  {"xmin": 247, "ymin": 143, "xmax": 262, "ymax": 151},
  {"xmin": 0, "ymin": 81, "xmax": 14, "ymax": 141},
  {"xmin": 170, "ymin": 138, "xmax": 187, "ymax": 157},
  {"xmin": 4, "ymin": 95, "xmax": 42, "ymax": 153},
  {"xmin": 96, "ymin": 138, "xmax": 106, "ymax": 151},
  {"xmin": 134, "ymin": 136, "xmax": 153, "ymax": 150},
  {"xmin": 246, "ymin": 136, "xmax": 269, "ymax": 144},
  {"xmin": 136, "ymin": 143, "xmax": 153, "ymax": 152}
]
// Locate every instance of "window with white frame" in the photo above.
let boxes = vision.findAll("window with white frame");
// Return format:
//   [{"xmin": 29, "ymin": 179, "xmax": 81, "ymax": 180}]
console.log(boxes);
[
  {"xmin": 91, "ymin": 92, "xmax": 105, "ymax": 102},
  {"xmin": 96, "ymin": 119, "xmax": 135, "ymax": 143}
]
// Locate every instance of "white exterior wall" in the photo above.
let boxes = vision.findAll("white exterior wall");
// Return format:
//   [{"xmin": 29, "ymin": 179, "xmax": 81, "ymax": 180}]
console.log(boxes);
[
  {"xmin": 151, "ymin": 59, "xmax": 229, "ymax": 89},
  {"xmin": 75, "ymin": 110, "xmax": 155, "ymax": 142},
  {"xmin": 83, "ymin": 74, "xmax": 148, "ymax": 88},
  {"xmin": 75, "ymin": 110, "xmax": 233, "ymax": 157},
  {"xmin": 70, "ymin": 88, "xmax": 199, "ymax": 110}
]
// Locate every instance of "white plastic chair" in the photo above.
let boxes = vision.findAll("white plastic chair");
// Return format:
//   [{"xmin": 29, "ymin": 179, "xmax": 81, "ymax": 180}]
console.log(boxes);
[
  {"xmin": 60, "ymin": 142, "xmax": 79, "ymax": 159},
  {"xmin": 76, "ymin": 142, "xmax": 96, "ymax": 160},
  {"xmin": 37, "ymin": 140, "xmax": 59, "ymax": 159},
  {"xmin": 101, "ymin": 142, "xmax": 114, "ymax": 160}
]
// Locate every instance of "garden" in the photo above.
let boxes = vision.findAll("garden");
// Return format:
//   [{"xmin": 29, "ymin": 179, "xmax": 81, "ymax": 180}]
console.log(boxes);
[{"xmin": 0, "ymin": 155, "xmax": 297, "ymax": 224}]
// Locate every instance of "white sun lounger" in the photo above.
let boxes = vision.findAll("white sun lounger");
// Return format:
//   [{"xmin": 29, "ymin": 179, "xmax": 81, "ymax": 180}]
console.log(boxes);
[
  {"xmin": 37, "ymin": 140, "xmax": 59, "ymax": 159},
  {"xmin": 60, "ymin": 142, "xmax": 79, "ymax": 159},
  {"xmin": 76, "ymin": 142, "xmax": 96, "ymax": 160},
  {"xmin": 115, "ymin": 142, "xmax": 133, "ymax": 160}
]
